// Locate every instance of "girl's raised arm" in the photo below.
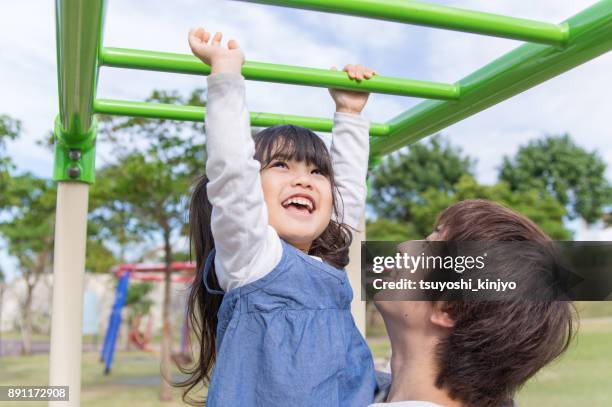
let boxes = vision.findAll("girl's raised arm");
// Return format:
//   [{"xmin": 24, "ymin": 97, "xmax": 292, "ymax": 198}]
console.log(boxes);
[
  {"xmin": 189, "ymin": 28, "xmax": 282, "ymax": 291},
  {"xmin": 328, "ymin": 64, "xmax": 375, "ymax": 230}
]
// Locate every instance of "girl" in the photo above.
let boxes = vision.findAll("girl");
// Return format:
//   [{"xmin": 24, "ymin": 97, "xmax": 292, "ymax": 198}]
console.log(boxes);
[{"xmin": 179, "ymin": 27, "xmax": 377, "ymax": 406}]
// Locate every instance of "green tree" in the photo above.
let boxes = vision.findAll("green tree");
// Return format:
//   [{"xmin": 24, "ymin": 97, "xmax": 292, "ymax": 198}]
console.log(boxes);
[
  {"xmin": 0, "ymin": 115, "xmax": 21, "ymax": 207},
  {"xmin": 369, "ymin": 135, "xmax": 475, "ymax": 223},
  {"xmin": 0, "ymin": 173, "xmax": 56, "ymax": 354},
  {"xmin": 0, "ymin": 267, "xmax": 5, "ymax": 356},
  {"xmin": 85, "ymin": 239, "xmax": 118, "ymax": 274},
  {"xmin": 0, "ymin": 114, "xmax": 20, "ymax": 168},
  {"xmin": 95, "ymin": 89, "xmax": 205, "ymax": 401},
  {"xmin": 499, "ymin": 134, "xmax": 612, "ymax": 223},
  {"xmin": 0, "ymin": 115, "xmax": 20, "ymax": 350},
  {"xmin": 88, "ymin": 165, "xmax": 145, "ymax": 267},
  {"xmin": 411, "ymin": 176, "xmax": 570, "ymax": 240},
  {"xmin": 367, "ymin": 134, "xmax": 570, "ymax": 240},
  {"xmin": 365, "ymin": 218, "xmax": 417, "ymax": 241}
]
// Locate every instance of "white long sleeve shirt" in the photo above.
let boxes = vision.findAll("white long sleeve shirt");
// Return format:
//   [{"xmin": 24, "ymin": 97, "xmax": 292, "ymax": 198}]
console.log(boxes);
[{"xmin": 205, "ymin": 72, "xmax": 369, "ymax": 291}]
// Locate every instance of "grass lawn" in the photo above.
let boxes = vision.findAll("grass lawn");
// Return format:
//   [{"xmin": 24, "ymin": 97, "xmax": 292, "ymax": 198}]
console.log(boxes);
[
  {"xmin": 515, "ymin": 317, "xmax": 612, "ymax": 407},
  {"xmin": 367, "ymin": 311, "xmax": 612, "ymax": 406},
  {"xmin": 1, "ymin": 303, "xmax": 611, "ymax": 406},
  {"xmin": 0, "ymin": 351, "xmax": 194, "ymax": 406}
]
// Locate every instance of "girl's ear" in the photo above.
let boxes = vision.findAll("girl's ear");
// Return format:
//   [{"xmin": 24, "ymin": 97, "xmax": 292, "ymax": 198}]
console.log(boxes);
[{"xmin": 430, "ymin": 301, "xmax": 455, "ymax": 328}]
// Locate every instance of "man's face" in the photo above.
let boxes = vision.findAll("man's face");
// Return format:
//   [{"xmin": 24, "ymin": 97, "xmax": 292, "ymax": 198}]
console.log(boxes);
[
  {"xmin": 374, "ymin": 226, "xmax": 448, "ymax": 327},
  {"xmin": 260, "ymin": 158, "xmax": 333, "ymax": 252}
]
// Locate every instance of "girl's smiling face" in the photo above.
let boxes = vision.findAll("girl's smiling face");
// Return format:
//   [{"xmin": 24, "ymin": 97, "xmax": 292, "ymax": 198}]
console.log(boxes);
[{"xmin": 260, "ymin": 158, "xmax": 333, "ymax": 252}]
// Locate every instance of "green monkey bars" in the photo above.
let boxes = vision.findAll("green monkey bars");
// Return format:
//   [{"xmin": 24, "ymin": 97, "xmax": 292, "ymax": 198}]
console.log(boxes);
[
  {"xmin": 53, "ymin": 0, "xmax": 612, "ymax": 182},
  {"xmin": 50, "ymin": 0, "xmax": 612, "ymax": 405}
]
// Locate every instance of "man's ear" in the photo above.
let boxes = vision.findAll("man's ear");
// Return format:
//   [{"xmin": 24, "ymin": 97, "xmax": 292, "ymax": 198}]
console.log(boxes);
[{"xmin": 430, "ymin": 302, "xmax": 455, "ymax": 328}]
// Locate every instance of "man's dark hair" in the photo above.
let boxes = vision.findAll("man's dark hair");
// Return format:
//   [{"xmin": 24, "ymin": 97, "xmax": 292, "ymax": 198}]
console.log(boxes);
[{"xmin": 433, "ymin": 199, "xmax": 575, "ymax": 407}]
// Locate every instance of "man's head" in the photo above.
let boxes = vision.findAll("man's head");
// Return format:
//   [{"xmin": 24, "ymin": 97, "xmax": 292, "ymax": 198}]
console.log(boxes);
[{"xmin": 375, "ymin": 199, "xmax": 575, "ymax": 407}]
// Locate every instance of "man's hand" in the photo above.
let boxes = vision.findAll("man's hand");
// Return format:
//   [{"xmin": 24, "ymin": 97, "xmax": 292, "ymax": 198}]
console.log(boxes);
[
  {"xmin": 188, "ymin": 27, "xmax": 245, "ymax": 75},
  {"xmin": 329, "ymin": 64, "xmax": 376, "ymax": 115}
]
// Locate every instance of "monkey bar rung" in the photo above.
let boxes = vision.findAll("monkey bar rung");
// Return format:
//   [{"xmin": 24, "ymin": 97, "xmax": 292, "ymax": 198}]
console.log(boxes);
[
  {"xmin": 235, "ymin": 0, "xmax": 569, "ymax": 46},
  {"xmin": 93, "ymin": 98, "xmax": 391, "ymax": 136},
  {"xmin": 100, "ymin": 47, "xmax": 459, "ymax": 100}
]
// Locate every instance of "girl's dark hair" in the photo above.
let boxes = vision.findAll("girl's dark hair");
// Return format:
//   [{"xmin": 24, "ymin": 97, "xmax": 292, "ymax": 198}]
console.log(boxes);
[
  {"xmin": 175, "ymin": 125, "xmax": 353, "ymax": 405},
  {"xmin": 432, "ymin": 199, "xmax": 576, "ymax": 407}
]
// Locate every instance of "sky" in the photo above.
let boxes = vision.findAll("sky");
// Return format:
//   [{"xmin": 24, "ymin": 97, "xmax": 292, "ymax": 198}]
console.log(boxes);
[{"xmin": 1, "ymin": 0, "xmax": 611, "ymax": 280}]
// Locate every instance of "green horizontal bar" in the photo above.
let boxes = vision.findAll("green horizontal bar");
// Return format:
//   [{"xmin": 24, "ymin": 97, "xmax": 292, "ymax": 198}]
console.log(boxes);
[
  {"xmin": 237, "ymin": 0, "xmax": 569, "ymax": 46},
  {"xmin": 94, "ymin": 99, "xmax": 390, "ymax": 136},
  {"xmin": 370, "ymin": 0, "xmax": 612, "ymax": 158},
  {"xmin": 100, "ymin": 47, "xmax": 459, "ymax": 100}
]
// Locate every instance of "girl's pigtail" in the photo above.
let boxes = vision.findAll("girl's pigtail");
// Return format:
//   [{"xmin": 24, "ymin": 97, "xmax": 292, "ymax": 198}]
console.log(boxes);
[{"xmin": 175, "ymin": 175, "xmax": 224, "ymax": 406}]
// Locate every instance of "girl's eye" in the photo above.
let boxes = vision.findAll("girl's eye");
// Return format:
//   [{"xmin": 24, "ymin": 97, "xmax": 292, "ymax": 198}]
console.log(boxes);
[
  {"xmin": 311, "ymin": 168, "xmax": 324, "ymax": 175},
  {"xmin": 271, "ymin": 161, "xmax": 288, "ymax": 168}
]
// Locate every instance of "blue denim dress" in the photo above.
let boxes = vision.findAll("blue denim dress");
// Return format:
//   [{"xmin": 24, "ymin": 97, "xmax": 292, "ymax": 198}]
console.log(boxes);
[{"xmin": 203, "ymin": 240, "xmax": 377, "ymax": 406}]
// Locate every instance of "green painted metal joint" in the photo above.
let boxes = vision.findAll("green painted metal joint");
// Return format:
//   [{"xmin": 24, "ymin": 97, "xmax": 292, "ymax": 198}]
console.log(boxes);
[{"xmin": 52, "ymin": 115, "xmax": 97, "ymax": 184}]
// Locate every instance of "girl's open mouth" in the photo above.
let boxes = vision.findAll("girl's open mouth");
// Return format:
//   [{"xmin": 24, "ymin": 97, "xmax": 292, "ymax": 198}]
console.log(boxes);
[
  {"xmin": 284, "ymin": 203, "xmax": 312, "ymax": 217},
  {"xmin": 281, "ymin": 196, "xmax": 315, "ymax": 216}
]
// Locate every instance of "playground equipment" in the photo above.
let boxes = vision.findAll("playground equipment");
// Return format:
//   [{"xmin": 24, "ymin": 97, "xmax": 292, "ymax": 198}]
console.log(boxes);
[
  {"xmin": 50, "ymin": 0, "xmax": 612, "ymax": 405},
  {"xmin": 99, "ymin": 262, "xmax": 195, "ymax": 375}
]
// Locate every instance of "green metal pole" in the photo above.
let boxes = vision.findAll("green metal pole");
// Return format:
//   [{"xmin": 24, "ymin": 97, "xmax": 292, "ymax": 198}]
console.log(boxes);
[
  {"xmin": 100, "ymin": 47, "xmax": 459, "ymax": 100},
  {"xmin": 54, "ymin": 0, "xmax": 104, "ymax": 183},
  {"xmin": 50, "ymin": 2, "xmax": 105, "ymax": 407},
  {"xmin": 94, "ymin": 98, "xmax": 390, "ymax": 136},
  {"xmin": 371, "ymin": 0, "xmax": 612, "ymax": 159},
  {"xmin": 236, "ymin": 0, "xmax": 568, "ymax": 46}
]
